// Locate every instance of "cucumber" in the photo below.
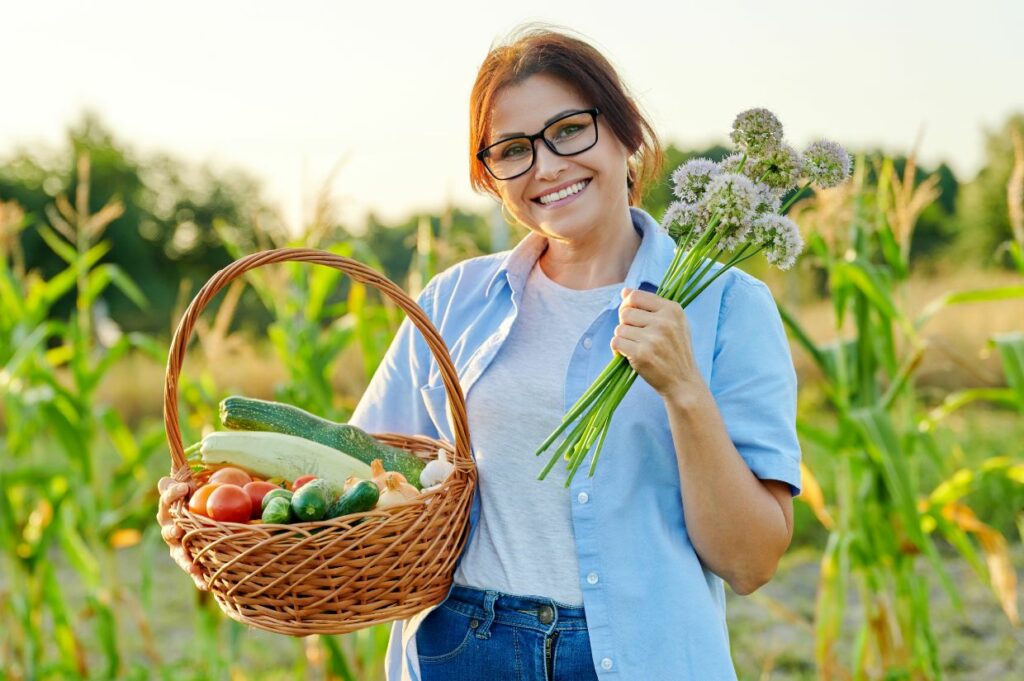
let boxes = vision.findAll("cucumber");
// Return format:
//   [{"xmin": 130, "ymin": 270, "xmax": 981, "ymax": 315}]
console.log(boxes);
[
  {"xmin": 219, "ymin": 396, "xmax": 426, "ymax": 489},
  {"xmin": 327, "ymin": 480, "xmax": 380, "ymax": 519},
  {"xmin": 261, "ymin": 488, "xmax": 292, "ymax": 512},
  {"xmin": 262, "ymin": 496, "xmax": 293, "ymax": 524},
  {"xmin": 290, "ymin": 480, "xmax": 333, "ymax": 522}
]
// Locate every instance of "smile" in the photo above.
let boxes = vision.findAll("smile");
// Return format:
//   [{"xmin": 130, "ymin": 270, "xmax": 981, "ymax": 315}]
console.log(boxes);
[{"xmin": 535, "ymin": 179, "xmax": 591, "ymax": 206}]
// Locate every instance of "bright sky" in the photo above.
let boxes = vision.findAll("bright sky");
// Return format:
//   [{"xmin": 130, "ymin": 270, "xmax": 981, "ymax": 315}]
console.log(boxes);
[{"xmin": 3, "ymin": 1, "xmax": 1022, "ymax": 233}]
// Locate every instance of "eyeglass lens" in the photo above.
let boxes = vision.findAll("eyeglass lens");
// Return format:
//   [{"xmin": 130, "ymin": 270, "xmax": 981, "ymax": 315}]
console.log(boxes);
[{"xmin": 484, "ymin": 111, "xmax": 597, "ymax": 180}]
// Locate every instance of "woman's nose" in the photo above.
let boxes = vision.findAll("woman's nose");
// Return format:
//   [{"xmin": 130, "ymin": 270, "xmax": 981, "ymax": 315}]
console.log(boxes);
[{"xmin": 531, "ymin": 140, "xmax": 568, "ymax": 180}]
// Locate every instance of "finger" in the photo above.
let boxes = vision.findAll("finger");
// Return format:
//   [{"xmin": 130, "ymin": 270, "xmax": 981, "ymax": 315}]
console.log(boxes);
[
  {"xmin": 619, "ymin": 305, "xmax": 657, "ymax": 328},
  {"xmin": 613, "ymin": 323, "xmax": 646, "ymax": 343},
  {"xmin": 621, "ymin": 287, "xmax": 664, "ymax": 312},
  {"xmin": 159, "ymin": 482, "xmax": 189, "ymax": 507},
  {"xmin": 610, "ymin": 334, "xmax": 642, "ymax": 357},
  {"xmin": 161, "ymin": 523, "xmax": 184, "ymax": 544},
  {"xmin": 157, "ymin": 477, "xmax": 175, "ymax": 494}
]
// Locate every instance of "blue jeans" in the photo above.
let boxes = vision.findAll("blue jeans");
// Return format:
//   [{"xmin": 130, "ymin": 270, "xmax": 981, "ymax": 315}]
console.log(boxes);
[{"xmin": 416, "ymin": 584, "xmax": 600, "ymax": 680}]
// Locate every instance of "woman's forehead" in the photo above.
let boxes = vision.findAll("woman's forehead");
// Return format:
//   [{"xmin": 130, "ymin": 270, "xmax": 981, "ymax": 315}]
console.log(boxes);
[{"xmin": 489, "ymin": 74, "xmax": 589, "ymax": 137}]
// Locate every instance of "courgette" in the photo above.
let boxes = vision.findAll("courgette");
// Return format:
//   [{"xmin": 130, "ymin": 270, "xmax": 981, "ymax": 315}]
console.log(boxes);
[
  {"xmin": 198, "ymin": 430, "xmax": 373, "ymax": 488},
  {"xmin": 219, "ymin": 396, "xmax": 425, "ymax": 489}
]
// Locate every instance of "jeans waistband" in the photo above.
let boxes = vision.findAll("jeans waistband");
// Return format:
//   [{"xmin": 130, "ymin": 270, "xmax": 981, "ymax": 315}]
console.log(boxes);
[{"xmin": 443, "ymin": 584, "xmax": 589, "ymax": 634}]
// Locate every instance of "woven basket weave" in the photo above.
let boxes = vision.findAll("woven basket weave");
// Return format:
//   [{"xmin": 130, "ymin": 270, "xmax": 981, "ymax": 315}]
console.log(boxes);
[{"xmin": 164, "ymin": 248, "xmax": 475, "ymax": 636}]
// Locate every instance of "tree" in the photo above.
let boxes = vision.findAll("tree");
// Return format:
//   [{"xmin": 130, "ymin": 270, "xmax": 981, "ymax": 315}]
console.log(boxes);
[
  {"xmin": 955, "ymin": 112, "xmax": 1024, "ymax": 266},
  {"xmin": 0, "ymin": 112, "xmax": 284, "ymax": 333}
]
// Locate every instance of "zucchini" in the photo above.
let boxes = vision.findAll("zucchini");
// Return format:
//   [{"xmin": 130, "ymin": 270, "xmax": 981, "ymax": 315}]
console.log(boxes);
[
  {"xmin": 327, "ymin": 480, "xmax": 380, "ymax": 519},
  {"xmin": 220, "ymin": 396, "xmax": 425, "ymax": 489},
  {"xmin": 198, "ymin": 431, "xmax": 372, "ymax": 488}
]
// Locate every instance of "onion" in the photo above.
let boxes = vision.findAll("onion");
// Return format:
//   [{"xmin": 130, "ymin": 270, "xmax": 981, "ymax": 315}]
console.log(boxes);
[{"xmin": 376, "ymin": 474, "xmax": 420, "ymax": 509}]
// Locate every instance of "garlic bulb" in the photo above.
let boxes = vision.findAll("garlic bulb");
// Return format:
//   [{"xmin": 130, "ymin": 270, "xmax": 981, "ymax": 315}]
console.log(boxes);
[{"xmin": 419, "ymin": 449, "xmax": 454, "ymax": 489}]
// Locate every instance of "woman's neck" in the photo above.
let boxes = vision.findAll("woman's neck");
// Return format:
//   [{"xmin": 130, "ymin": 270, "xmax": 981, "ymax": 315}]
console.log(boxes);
[{"xmin": 537, "ymin": 209, "xmax": 641, "ymax": 290}]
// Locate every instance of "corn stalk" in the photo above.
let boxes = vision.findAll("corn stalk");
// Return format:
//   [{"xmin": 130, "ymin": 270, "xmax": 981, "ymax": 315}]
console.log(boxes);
[{"xmin": 781, "ymin": 154, "xmax": 1022, "ymax": 680}]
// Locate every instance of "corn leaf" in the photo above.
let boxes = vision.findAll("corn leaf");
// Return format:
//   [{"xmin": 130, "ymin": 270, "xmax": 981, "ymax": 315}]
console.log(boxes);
[
  {"xmin": 992, "ymin": 333, "xmax": 1024, "ymax": 407},
  {"xmin": 915, "ymin": 285, "xmax": 1024, "ymax": 329},
  {"xmin": 849, "ymin": 407, "xmax": 960, "ymax": 608},
  {"xmin": 941, "ymin": 503, "xmax": 1019, "ymax": 625},
  {"xmin": 798, "ymin": 462, "xmax": 835, "ymax": 530}
]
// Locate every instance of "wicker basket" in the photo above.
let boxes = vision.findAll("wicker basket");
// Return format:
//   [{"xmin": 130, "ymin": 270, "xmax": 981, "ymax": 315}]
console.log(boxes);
[{"xmin": 164, "ymin": 248, "xmax": 475, "ymax": 636}]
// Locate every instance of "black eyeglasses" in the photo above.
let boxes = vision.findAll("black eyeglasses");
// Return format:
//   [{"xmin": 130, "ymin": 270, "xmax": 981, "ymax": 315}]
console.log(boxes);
[{"xmin": 476, "ymin": 108, "xmax": 601, "ymax": 181}]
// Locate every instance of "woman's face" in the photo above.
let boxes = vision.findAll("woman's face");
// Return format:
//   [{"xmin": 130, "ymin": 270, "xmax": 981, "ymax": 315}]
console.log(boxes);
[{"xmin": 487, "ymin": 73, "xmax": 632, "ymax": 244}]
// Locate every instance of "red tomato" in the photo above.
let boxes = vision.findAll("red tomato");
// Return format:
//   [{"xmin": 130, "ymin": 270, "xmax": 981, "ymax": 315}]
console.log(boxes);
[
  {"xmin": 243, "ymin": 481, "xmax": 281, "ymax": 518},
  {"xmin": 292, "ymin": 475, "xmax": 317, "ymax": 492},
  {"xmin": 210, "ymin": 467, "xmax": 253, "ymax": 487},
  {"xmin": 188, "ymin": 483, "xmax": 222, "ymax": 516},
  {"xmin": 206, "ymin": 484, "xmax": 252, "ymax": 523}
]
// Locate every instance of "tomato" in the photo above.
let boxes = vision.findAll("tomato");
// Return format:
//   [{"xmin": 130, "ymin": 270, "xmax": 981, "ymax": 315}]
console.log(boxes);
[
  {"xmin": 188, "ymin": 483, "xmax": 222, "ymax": 516},
  {"xmin": 210, "ymin": 467, "xmax": 253, "ymax": 487},
  {"xmin": 206, "ymin": 484, "xmax": 252, "ymax": 523},
  {"xmin": 292, "ymin": 475, "xmax": 317, "ymax": 492},
  {"xmin": 243, "ymin": 481, "xmax": 281, "ymax": 518}
]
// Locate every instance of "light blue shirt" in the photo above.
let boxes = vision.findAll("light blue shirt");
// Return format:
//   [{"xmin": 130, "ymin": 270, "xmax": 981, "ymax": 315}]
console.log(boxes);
[{"xmin": 349, "ymin": 206, "xmax": 802, "ymax": 680}]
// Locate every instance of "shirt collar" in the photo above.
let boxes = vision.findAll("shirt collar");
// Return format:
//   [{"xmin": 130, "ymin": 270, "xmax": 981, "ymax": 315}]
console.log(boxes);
[{"xmin": 483, "ymin": 206, "xmax": 675, "ymax": 300}]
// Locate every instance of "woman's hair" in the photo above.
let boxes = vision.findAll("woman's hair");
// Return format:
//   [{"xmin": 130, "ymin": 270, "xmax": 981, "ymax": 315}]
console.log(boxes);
[{"xmin": 469, "ymin": 24, "xmax": 663, "ymax": 207}]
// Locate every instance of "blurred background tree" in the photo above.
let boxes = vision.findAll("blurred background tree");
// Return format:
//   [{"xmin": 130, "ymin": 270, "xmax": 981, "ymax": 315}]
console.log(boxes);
[{"xmin": 955, "ymin": 114, "xmax": 1024, "ymax": 266}]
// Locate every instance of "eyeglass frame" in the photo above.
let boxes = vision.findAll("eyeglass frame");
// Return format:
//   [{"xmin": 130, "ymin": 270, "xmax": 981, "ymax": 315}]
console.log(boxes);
[{"xmin": 476, "ymin": 107, "xmax": 602, "ymax": 181}]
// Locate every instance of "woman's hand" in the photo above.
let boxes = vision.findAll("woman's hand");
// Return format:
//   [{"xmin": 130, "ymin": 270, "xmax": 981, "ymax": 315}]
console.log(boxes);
[
  {"xmin": 156, "ymin": 476, "xmax": 208, "ymax": 591},
  {"xmin": 610, "ymin": 287, "xmax": 703, "ymax": 401}
]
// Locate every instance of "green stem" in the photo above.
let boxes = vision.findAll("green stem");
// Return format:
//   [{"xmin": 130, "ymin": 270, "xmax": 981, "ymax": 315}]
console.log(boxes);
[
  {"xmin": 780, "ymin": 180, "xmax": 813, "ymax": 214},
  {"xmin": 534, "ymin": 356, "xmax": 623, "ymax": 456}
]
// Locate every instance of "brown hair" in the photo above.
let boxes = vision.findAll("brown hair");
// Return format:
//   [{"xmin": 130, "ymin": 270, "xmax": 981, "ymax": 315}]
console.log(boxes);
[{"xmin": 469, "ymin": 24, "xmax": 663, "ymax": 207}]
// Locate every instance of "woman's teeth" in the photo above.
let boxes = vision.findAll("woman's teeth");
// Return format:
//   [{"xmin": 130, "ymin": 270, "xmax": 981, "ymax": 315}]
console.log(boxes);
[{"xmin": 538, "ymin": 179, "xmax": 589, "ymax": 205}]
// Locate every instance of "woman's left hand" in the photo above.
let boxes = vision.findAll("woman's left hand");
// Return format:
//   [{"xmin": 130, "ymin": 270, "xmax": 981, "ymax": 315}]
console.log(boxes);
[{"xmin": 610, "ymin": 287, "xmax": 701, "ymax": 400}]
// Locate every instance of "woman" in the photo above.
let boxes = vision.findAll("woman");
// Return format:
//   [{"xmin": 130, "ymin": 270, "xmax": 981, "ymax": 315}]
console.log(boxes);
[{"xmin": 159, "ymin": 24, "xmax": 801, "ymax": 680}]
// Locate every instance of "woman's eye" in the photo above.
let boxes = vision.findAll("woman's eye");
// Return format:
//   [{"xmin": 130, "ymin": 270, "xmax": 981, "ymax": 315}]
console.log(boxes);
[
  {"xmin": 557, "ymin": 125, "xmax": 582, "ymax": 137},
  {"xmin": 502, "ymin": 145, "xmax": 528, "ymax": 159}
]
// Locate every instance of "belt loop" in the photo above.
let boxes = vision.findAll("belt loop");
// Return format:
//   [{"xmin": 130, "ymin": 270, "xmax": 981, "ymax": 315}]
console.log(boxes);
[{"xmin": 475, "ymin": 590, "xmax": 499, "ymax": 639}]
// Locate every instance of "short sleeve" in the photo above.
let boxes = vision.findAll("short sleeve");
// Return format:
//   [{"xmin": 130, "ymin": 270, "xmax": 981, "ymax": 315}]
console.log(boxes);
[
  {"xmin": 348, "ymin": 278, "xmax": 440, "ymax": 440},
  {"xmin": 709, "ymin": 275, "xmax": 802, "ymax": 496}
]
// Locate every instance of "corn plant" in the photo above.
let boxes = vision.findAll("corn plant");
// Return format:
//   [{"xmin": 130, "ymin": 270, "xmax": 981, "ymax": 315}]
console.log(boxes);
[
  {"xmin": 782, "ymin": 154, "xmax": 1023, "ymax": 680},
  {"xmin": 1, "ymin": 155, "xmax": 168, "ymax": 679}
]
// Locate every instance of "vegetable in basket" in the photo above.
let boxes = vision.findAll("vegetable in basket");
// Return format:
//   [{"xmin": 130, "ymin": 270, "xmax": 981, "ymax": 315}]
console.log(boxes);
[
  {"xmin": 197, "ymin": 430, "xmax": 372, "ymax": 487},
  {"xmin": 219, "ymin": 395, "xmax": 426, "ymax": 488}
]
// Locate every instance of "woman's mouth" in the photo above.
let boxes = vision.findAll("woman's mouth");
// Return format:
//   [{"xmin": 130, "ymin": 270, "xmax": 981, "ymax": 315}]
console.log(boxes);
[{"xmin": 533, "ymin": 179, "xmax": 591, "ymax": 208}]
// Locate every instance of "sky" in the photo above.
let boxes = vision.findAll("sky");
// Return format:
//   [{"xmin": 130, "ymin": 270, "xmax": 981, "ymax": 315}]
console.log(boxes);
[{"xmin": 2, "ymin": 1, "xmax": 1022, "ymax": 233}]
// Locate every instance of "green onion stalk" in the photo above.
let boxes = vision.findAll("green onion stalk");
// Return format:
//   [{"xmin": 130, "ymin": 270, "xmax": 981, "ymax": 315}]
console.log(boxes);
[{"xmin": 535, "ymin": 109, "xmax": 852, "ymax": 486}]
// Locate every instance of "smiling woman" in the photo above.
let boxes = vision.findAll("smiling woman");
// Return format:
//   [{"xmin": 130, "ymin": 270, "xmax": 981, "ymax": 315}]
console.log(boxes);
[{"xmin": 348, "ymin": 22, "xmax": 799, "ymax": 681}]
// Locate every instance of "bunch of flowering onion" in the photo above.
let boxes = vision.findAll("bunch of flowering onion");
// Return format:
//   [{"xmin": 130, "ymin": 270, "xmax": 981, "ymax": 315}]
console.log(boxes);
[{"xmin": 535, "ymin": 108, "xmax": 851, "ymax": 485}]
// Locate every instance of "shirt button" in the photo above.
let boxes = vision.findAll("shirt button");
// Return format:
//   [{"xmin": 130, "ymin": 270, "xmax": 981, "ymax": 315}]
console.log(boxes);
[
  {"xmin": 586, "ymin": 572, "xmax": 599, "ymax": 585},
  {"xmin": 577, "ymin": 492, "xmax": 589, "ymax": 504},
  {"xmin": 582, "ymin": 336, "xmax": 593, "ymax": 350},
  {"xmin": 601, "ymin": 657, "xmax": 613, "ymax": 670}
]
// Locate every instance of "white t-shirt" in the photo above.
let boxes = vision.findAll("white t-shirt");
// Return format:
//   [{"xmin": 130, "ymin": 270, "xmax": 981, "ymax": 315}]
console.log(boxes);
[{"xmin": 453, "ymin": 259, "xmax": 622, "ymax": 605}]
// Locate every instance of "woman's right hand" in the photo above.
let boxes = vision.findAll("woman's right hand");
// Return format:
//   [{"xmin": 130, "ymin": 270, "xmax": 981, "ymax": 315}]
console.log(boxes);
[{"xmin": 157, "ymin": 476, "xmax": 208, "ymax": 591}]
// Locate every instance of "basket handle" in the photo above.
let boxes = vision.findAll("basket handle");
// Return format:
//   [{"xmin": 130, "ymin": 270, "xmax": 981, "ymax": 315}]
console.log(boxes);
[{"xmin": 164, "ymin": 248, "xmax": 470, "ymax": 484}]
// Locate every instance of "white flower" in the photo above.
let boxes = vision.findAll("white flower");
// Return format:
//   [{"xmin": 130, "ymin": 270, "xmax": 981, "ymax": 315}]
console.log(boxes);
[
  {"xmin": 670, "ymin": 158, "xmax": 721, "ymax": 205},
  {"xmin": 730, "ymin": 108, "xmax": 783, "ymax": 156},
  {"xmin": 752, "ymin": 214, "xmax": 804, "ymax": 270},
  {"xmin": 702, "ymin": 173, "xmax": 760, "ymax": 250},
  {"xmin": 802, "ymin": 140, "xmax": 851, "ymax": 188}
]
